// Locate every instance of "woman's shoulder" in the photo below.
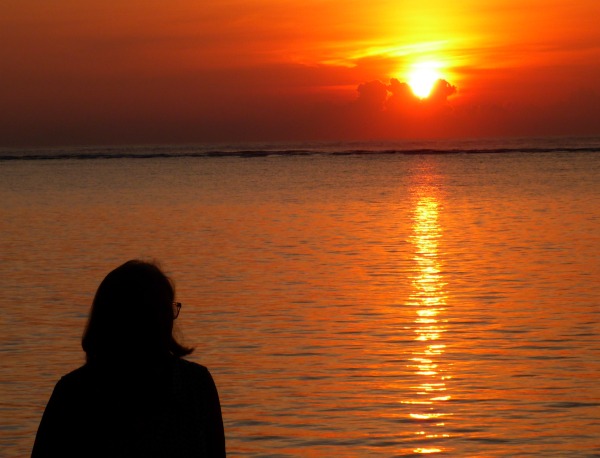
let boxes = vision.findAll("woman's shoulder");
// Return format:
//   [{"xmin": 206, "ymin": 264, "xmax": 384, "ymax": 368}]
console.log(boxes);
[
  {"xmin": 56, "ymin": 365, "xmax": 93, "ymax": 387},
  {"xmin": 44, "ymin": 364, "xmax": 98, "ymax": 407},
  {"xmin": 175, "ymin": 358, "xmax": 211, "ymax": 378},
  {"xmin": 173, "ymin": 358, "xmax": 220, "ymax": 393}
]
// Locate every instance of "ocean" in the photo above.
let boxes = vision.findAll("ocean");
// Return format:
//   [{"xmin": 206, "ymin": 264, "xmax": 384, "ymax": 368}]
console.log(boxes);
[{"xmin": 1, "ymin": 137, "xmax": 599, "ymax": 457}]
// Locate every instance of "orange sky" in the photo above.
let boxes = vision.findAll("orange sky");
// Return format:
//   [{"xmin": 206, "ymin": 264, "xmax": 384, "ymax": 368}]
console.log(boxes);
[{"xmin": 2, "ymin": 0, "xmax": 599, "ymax": 146}]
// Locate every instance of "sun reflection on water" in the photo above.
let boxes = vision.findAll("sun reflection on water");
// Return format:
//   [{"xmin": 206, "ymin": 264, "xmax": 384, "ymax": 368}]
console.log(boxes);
[{"xmin": 405, "ymin": 195, "xmax": 452, "ymax": 454}]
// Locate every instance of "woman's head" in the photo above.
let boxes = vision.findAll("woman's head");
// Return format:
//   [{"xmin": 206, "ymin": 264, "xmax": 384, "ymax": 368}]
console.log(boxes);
[{"xmin": 82, "ymin": 260, "xmax": 193, "ymax": 362}]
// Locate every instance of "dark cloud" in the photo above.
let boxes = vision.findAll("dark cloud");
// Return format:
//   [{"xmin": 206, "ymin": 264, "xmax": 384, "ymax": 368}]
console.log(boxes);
[
  {"xmin": 356, "ymin": 80, "xmax": 389, "ymax": 111},
  {"xmin": 343, "ymin": 77, "xmax": 464, "ymax": 139},
  {"xmin": 428, "ymin": 79, "xmax": 457, "ymax": 103},
  {"xmin": 386, "ymin": 78, "xmax": 418, "ymax": 111},
  {"xmin": 354, "ymin": 78, "xmax": 457, "ymax": 113}
]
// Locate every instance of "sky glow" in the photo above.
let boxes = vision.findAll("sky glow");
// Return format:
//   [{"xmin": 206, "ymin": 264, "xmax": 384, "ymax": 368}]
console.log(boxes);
[{"xmin": 1, "ymin": 0, "xmax": 599, "ymax": 145}]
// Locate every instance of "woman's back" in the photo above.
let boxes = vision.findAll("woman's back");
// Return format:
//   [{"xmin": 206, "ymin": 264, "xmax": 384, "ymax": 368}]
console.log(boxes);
[
  {"xmin": 32, "ymin": 260, "xmax": 226, "ymax": 457},
  {"xmin": 32, "ymin": 356, "xmax": 225, "ymax": 457}
]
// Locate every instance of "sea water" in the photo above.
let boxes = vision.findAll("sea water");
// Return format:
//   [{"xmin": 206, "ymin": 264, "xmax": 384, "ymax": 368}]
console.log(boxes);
[{"xmin": 1, "ymin": 138, "xmax": 599, "ymax": 456}]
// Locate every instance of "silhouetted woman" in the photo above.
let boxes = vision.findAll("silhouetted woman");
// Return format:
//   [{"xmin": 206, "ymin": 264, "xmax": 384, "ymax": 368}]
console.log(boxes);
[{"xmin": 32, "ymin": 260, "xmax": 226, "ymax": 457}]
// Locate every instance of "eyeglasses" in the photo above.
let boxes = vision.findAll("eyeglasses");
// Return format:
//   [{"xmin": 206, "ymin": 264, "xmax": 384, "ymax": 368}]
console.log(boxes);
[{"xmin": 173, "ymin": 301, "xmax": 182, "ymax": 319}]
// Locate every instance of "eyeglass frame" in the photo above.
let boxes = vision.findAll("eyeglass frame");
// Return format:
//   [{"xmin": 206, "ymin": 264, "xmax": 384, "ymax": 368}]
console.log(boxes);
[{"xmin": 173, "ymin": 301, "xmax": 182, "ymax": 319}]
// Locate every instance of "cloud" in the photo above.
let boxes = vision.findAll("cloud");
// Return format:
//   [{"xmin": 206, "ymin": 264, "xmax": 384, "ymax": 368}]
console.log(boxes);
[
  {"xmin": 353, "ymin": 77, "xmax": 458, "ymax": 114},
  {"xmin": 355, "ymin": 80, "xmax": 389, "ymax": 111},
  {"xmin": 386, "ymin": 78, "xmax": 418, "ymax": 111},
  {"xmin": 428, "ymin": 79, "xmax": 457, "ymax": 103}
]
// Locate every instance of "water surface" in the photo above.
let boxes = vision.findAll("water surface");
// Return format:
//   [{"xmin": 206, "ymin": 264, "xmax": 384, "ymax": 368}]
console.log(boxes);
[{"xmin": 1, "ymin": 143, "xmax": 599, "ymax": 456}]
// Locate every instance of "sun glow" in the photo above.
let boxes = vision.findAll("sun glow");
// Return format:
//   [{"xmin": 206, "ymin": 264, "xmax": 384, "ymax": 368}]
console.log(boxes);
[
  {"xmin": 408, "ymin": 62, "xmax": 442, "ymax": 99},
  {"xmin": 406, "ymin": 191, "xmax": 452, "ymax": 453}
]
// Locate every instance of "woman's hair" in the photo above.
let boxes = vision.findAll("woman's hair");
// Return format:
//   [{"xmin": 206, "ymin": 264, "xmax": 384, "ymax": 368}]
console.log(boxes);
[{"xmin": 82, "ymin": 260, "xmax": 193, "ymax": 362}]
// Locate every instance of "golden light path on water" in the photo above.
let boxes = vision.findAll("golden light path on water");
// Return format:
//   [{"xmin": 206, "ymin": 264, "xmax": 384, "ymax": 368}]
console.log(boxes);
[{"xmin": 405, "ymin": 194, "xmax": 451, "ymax": 455}]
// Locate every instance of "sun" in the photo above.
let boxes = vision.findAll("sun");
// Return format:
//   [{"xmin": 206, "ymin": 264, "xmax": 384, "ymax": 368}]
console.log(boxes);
[{"xmin": 407, "ymin": 62, "xmax": 442, "ymax": 99}]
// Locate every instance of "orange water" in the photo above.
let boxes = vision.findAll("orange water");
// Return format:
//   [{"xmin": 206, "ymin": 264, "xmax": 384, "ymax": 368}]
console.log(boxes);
[{"xmin": 1, "ymin": 150, "xmax": 599, "ymax": 456}]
